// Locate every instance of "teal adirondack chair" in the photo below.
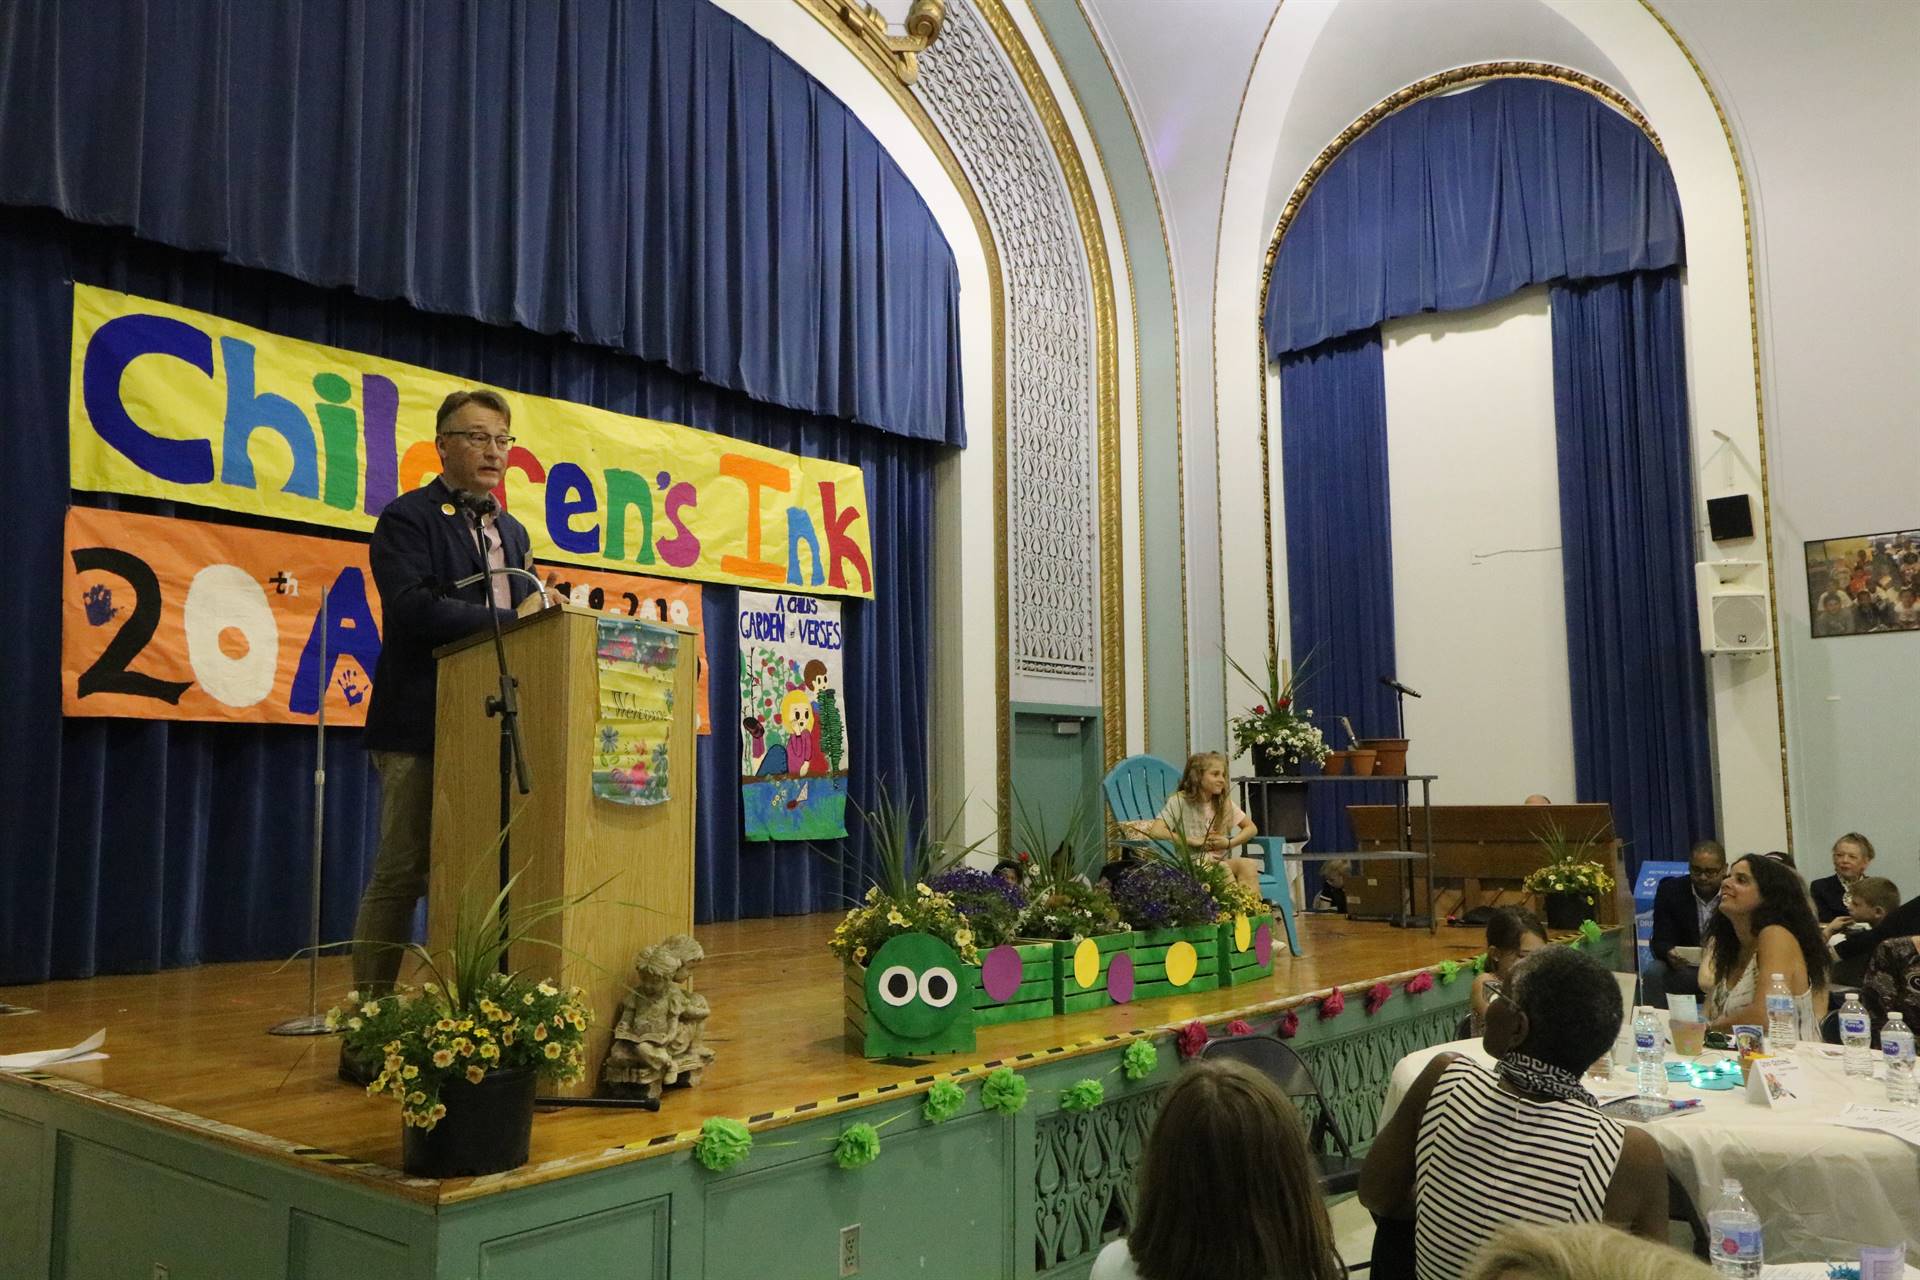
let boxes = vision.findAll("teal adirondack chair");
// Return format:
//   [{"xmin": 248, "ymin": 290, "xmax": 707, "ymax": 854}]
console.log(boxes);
[{"xmin": 1100, "ymin": 754, "xmax": 1302, "ymax": 958}]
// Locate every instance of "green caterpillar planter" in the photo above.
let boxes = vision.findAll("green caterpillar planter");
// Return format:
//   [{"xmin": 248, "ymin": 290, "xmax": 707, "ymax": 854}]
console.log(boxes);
[
  {"xmin": 1048, "ymin": 931, "xmax": 1137, "ymax": 1012},
  {"xmin": 971, "ymin": 942, "xmax": 1057, "ymax": 1026},
  {"xmin": 844, "ymin": 933, "xmax": 977, "ymax": 1058},
  {"xmin": 1129, "ymin": 924, "xmax": 1221, "ymax": 1000}
]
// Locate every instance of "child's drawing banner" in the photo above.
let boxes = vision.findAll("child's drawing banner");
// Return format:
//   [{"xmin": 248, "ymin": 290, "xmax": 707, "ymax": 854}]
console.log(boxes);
[
  {"xmin": 61, "ymin": 505, "xmax": 712, "ymax": 729},
  {"xmin": 593, "ymin": 619, "xmax": 679, "ymax": 807},
  {"xmin": 69, "ymin": 284, "xmax": 876, "ymax": 598},
  {"xmin": 738, "ymin": 590, "xmax": 849, "ymax": 842}
]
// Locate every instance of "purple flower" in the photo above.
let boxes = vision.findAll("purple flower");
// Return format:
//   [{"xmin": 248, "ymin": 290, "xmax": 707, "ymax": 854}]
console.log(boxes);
[
  {"xmin": 925, "ymin": 868, "xmax": 1028, "ymax": 914},
  {"xmin": 1111, "ymin": 863, "xmax": 1216, "ymax": 929}
]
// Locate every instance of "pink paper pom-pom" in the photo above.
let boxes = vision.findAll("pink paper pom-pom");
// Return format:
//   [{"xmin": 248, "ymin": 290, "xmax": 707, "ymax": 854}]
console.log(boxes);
[
  {"xmin": 1225, "ymin": 1019, "xmax": 1254, "ymax": 1037},
  {"xmin": 1277, "ymin": 1009, "xmax": 1300, "ymax": 1038},
  {"xmin": 1364, "ymin": 982, "xmax": 1393, "ymax": 1015},
  {"xmin": 1175, "ymin": 1020, "xmax": 1210, "ymax": 1059},
  {"xmin": 1318, "ymin": 988, "xmax": 1346, "ymax": 1019},
  {"xmin": 1405, "ymin": 971, "xmax": 1434, "ymax": 995}
]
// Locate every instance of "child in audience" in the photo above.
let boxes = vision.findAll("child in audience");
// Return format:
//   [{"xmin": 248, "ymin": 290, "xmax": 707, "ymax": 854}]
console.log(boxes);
[
  {"xmin": 1090, "ymin": 1058, "xmax": 1346, "ymax": 1280},
  {"xmin": 1131, "ymin": 751, "xmax": 1265, "ymax": 896},
  {"xmin": 1312, "ymin": 858, "xmax": 1350, "ymax": 913},
  {"xmin": 1469, "ymin": 907, "xmax": 1547, "ymax": 1035},
  {"xmin": 1825, "ymin": 875, "xmax": 1902, "ymax": 987},
  {"xmin": 1464, "ymin": 1222, "xmax": 1717, "ymax": 1280}
]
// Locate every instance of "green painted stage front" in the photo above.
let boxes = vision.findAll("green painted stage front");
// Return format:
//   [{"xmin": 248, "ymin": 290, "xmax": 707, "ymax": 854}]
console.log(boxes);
[{"xmin": 0, "ymin": 932, "xmax": 1619, "ymax": 1279}]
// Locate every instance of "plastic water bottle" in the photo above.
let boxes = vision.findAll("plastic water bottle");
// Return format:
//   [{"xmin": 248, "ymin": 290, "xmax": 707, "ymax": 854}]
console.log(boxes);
[
  {"xmin": 1764, "ymin": 973, "xmax": 1797, "ymax": 1050},
  {"xmin": 1706, "ymin": 1178, "xmax": 1764, "ymax": 1277},
  {"xmin": 1839, "ymin": 993, "xmax": 1873, "ymax": 1077},
  {"xmin": 1632, "ymin": 1006, "xmax": 1669, "ymax": 1099},
  {"xmin": 1884, "ymin": 1013, "xmax": 1918, "ymax": 1107}
]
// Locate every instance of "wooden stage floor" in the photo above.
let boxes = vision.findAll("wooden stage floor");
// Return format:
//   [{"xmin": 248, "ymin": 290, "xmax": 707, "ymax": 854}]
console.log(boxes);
[{"xmin": 0, "ymin": 912, "xmax": 1489, "ymax": 1201}]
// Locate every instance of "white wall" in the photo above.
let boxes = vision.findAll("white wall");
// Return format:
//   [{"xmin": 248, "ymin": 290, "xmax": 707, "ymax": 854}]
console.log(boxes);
[
  {"xmin": 1381, "ymin": 288, "xmax": 1577, "ymax": 804},
  {"xmin": 1647, "ymin": 0, "xmax": 1920, "ymax": 890}
]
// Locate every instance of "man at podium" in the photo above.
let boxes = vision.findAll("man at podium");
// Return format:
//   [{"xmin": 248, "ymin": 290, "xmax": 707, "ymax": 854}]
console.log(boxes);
[{"xmin": 349, "ymin": 390, "xmax": 554, "ymax": 1004}]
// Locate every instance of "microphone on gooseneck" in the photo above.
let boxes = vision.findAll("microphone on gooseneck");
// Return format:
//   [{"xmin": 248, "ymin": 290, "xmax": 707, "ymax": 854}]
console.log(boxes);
[{"xmin": 455, "ymin": 489, "xmax": 500, "ymax": 520}]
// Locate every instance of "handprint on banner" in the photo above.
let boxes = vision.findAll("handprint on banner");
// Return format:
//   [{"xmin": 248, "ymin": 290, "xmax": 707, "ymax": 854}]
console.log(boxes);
[
  {"xmin": 82, "ymin": 583, "xmax": 118, "ymax": 626},
  {"xmin": 336, "ymin": 670, "xmax": 366, "ymax": 706}
]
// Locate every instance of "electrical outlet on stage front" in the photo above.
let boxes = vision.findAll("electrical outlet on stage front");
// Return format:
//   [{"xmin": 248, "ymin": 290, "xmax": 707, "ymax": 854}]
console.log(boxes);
[{"xmin": 839, "ymin": 1223, "xmax": 861, "ymax": 1275}]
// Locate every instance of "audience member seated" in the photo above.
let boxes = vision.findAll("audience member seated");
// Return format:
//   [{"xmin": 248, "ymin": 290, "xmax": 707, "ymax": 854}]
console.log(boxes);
[
  {"xmin": 1808, "ymin": 831, "xmax": 1875, "ymax": 923},
  {"xmin": 1825, "ymin": 875, "xmax": 1903, "ymax": 988},
  {"xmin": 1360, "ymin": 947, "xmax": 1668, "ymax": 1280},
  {"xmin": 1699, "ymin": 854, "xmax": 1829, "ymax": 1038},
  {"xmin": 991, "ymin": 859, "xmax": 1025, "ymax": 887},
  {"xmin": 1131, "ymin": 751, "xmax": 1266, "ymax": 896},
  {"xmin": 1469, "ymin": 907, "xmax": 1547, "ymax": 1036},
  {"xmin": 1090, "ymin": 1058, "xmax": 1345, "ymax": 1280},
  {"xmin": 1862, "ymin": 932, "xmax": 1920, "ymax": 1045},
  {"xmin": 1463, "ymin": 1222, "xmax": 1717, "ymax": 1280},
  {"xmin": 1312, "ymin": 858, "xmax": 1350, "ymax": 913},
  {"xmin": 1641, "ymin": 840, "xmax": 1725, "ymax": 1009}
]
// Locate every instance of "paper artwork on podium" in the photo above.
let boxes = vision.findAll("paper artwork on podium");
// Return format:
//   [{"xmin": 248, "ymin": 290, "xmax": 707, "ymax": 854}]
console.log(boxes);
[
  {"xmin": 592, "ymin": 617, "xmax": 679, "ymax": 805},
  {"xmin": 738, "ymin": 590, "xmax": 849, "ymax": 841}
]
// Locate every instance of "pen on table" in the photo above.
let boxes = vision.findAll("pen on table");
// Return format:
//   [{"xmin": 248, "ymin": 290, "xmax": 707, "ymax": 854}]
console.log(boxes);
[{"xmin": 1668, "ymin": 1099, "xmax": 1703, "ymax": 1112}]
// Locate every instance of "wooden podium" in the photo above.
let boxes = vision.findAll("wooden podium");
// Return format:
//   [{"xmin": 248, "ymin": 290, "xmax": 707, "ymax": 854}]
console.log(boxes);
[
  {"xmin": 426, "ymin": 605, "xmax": 698, "ymax": 1096},
  {"xmin": 1348, "ymin": 803, "xmax": 1625, "ymax": 927}
]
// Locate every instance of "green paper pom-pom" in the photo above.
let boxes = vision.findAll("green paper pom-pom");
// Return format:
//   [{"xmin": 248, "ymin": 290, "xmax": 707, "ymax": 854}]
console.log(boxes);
[
  {"xmin": 1122, "ymin": 1040, "xmax": 1157, "ymax": 1082},
  {"xmin": 834, "ymin": 1122, "xmax": 881, "ymax": 1170},
  {"xmin": 1436, "ymin": 960, "xmax": 1461, "ymax": 985},
  {"xmin": 981, "ymin": 1067, "xmax": 1029, "ymax": 1114},
  {"xmin": 1060, "ymin": 1079, "xmax": 1105, "ymax": 1112},
  {"xmin": 1578, "ymin": 919, "xmax": 1603, "ymax": 943},
  {"xmin": 1470, "ymin": 952, "xmax": 1488, "ymax": 974},
  {"xmin": 694, "ymin": 1117, "xmax": 753, "ymax": 1172},
  {"xmin": 922, "ymin": 1079, "xmax": 966, "ymax": 1123}
]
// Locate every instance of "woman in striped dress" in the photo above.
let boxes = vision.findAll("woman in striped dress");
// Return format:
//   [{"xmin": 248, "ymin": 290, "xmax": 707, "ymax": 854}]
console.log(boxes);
[{"xmin": 1359, "ymin": 947, "xmax": 1669, "ymax": 1280}]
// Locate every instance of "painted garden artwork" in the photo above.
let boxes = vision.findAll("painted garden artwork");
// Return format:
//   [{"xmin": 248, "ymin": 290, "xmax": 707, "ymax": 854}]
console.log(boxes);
[
  {"xmin": 737, "ymin": 590, "xmax": 850, "ymax": 840},
  {"xmin": 1804, "ymin": 529, "xmax": 1920, "ymax": 638}
]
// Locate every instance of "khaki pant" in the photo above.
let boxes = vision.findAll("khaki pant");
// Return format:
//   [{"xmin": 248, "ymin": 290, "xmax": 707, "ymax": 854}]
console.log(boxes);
[{"xmin": 350, "ymin": 750, "xmax": 433, "ymax": 994}]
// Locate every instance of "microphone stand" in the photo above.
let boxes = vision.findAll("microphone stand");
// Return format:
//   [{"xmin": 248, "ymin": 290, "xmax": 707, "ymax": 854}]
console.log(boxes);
[
  {"xmin": 270, "ymin": 586, "xmax": 335, "ymax": 1036},
  {"xmin": 464, "ymin": 508, "xmax": 533, "ymax": 975}
]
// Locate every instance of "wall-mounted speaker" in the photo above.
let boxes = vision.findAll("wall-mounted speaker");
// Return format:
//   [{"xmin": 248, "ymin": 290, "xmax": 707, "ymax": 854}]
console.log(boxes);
[
  {"xmin": 1695, "ymin": 562, "xmax": 1772, "ymax": 654},
  {"xmin": 1706, "ymin": 493, "xmax": 1755, "ymax": 542}
]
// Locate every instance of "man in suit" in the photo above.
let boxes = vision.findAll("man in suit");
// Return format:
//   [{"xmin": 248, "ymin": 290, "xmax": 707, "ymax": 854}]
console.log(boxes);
[
  {"xmin": 349, "ymin": 389, "xmax": 555, "ymax": 1004},
  {"xmin": 1641, "ymin": 839, "xmax": 1726, "ymax": 1009}
]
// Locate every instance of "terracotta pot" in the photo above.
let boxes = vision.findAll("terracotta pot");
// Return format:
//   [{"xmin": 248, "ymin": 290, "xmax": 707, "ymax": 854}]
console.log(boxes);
[
  {"xmin": 1363, "ymin": 737, "xmax": 1409, "ymax": 775},
  {"xmin": 1321, "ymin": 750, "xmax": 1350, "ymax": 776},
  {"xmin": 1347, "ymin": 749, "xmax": 1378, "ymax": 777}
]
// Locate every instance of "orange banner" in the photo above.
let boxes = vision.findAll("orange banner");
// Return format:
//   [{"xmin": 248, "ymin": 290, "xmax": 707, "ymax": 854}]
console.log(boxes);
[{"xmin": 62, "ymin": 507, "xmax": 710, "ymax": 730}]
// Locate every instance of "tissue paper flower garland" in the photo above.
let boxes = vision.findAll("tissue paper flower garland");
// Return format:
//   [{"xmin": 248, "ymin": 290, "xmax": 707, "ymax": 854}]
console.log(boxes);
[
  {"xmin": 981, "ymin": 1067, "xmax": 1029, "ymax": 1114},
  {"xmin": 1122, "ymin": 1040, "xmax": 1157, "ymax": 1081},
  {"xmin": 1405, "ymin": 971, "xmax": 1434, "ymax": 995},
  {"xmin": 1175, "ymin": 1020, "xmax": 1210, "ymax": 1059},
  {"xmin": 1318, "ymin": 987, "xmax": 1346, "ymax": 1019},
  {"xmin": 694, "ymin": 1116, "xmax": 754, "ymax": 1172},
  {"xmin": 1060, "ymin": 1079, "xmax": 1105, "ymax": 1112},
  {"xmin": 1225, "ymin": 1019, "xmax": 1254, "ymax": 1037},
  {"xmin": 1436, "ymin": 960, "xmax": 1462, "ymax": 985},
  {"xmin": 1278, "ymin": 1009, "xmax": 1300, "ymax": 1038},
  {"xmin": 1364, "ymin": 982, "xmax": 1393, "ymax": 1015},
  {"xmin": 835, "ymin": 1122, "xmax": 881, "ymax": 1170},
  {"xmin": 922, "ymin": 1079, "xmax": 966, "ymax": 1123}
]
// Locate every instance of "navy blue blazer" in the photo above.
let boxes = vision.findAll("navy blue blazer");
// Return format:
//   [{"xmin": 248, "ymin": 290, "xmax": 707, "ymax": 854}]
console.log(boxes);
[{"xmin": 363, "ymin": 478, "xmax": 537, "ymax": 754}]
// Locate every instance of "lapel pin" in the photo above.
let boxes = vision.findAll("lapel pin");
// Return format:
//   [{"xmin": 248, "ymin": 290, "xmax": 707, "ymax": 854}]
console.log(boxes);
[{"xmin": 440, "ymin": 503, "xmax": 456, "ymax": 516}]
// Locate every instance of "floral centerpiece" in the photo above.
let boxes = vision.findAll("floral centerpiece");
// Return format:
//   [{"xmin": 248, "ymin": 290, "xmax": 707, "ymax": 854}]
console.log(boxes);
[
  {"xmin": 1225, "ymin": 647, "xmax": 1330, "ymax": 773},
  {"xmin": 1521, "ymin": 818, "xmax": 1619, "ymax": 929},
  {"xmin": 826, "ymin": 791, "xmax": 983, "ymax": 968}
]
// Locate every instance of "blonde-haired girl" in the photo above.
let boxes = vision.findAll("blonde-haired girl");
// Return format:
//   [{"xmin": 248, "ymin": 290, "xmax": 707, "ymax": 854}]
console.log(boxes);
[{"xmin": 1133, "ymin": 752, "xmax": 1265, "ymax": 896}]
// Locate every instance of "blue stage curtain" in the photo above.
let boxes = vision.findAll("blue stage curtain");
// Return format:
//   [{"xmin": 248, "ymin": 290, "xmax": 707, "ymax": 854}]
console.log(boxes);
[
  {"xmin": 1266, "ymin": 79, "xmax": 1684, "ymax": 359},
  {"xmin": 1551, "ymin": 269, "xmax": 1714, "ymax": 868},
  {"xmin": 0, "ymin": 0, "xmax": 963, "ymax": 448},
  {"xmin": 1278, "ymin": 331, "xmax": 1402, "ymax": 868},
  {"xmin": 0, "ymin": 206, "xmax": 930, "ymax": 984}
]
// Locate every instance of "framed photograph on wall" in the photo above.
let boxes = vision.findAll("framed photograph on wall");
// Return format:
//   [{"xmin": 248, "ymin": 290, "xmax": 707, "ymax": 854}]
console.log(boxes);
[{"xmin": 1804, "ymin": 529, "xmax": 1920, "ymax": 637}]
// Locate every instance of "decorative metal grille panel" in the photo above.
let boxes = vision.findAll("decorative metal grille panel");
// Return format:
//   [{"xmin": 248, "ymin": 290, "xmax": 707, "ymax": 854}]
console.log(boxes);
[
  {"xmin": 1296, "ymin": 1004, "xmax": 1466, "ymax": 1149},
  {"xmin": 1033, "ymin": 1087, "xmax": 1164, "ymax": 1271},
  {"xmin": 913, "ymin": 0, "xmax": 1098, "ymax": 691}
]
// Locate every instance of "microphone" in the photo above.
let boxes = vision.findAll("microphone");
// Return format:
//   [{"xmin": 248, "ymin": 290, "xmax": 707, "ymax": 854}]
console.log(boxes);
[
  {"xmin": 449, "ymin": 565, "xmax": 553, "ymax": 606},
  {"xmin": 453, "ymin": 489, "xmax": 500, "ymax": 519},
  {"xmin": 1379, "ymin": 676, "xmax": 1422, "ymax": 698}
]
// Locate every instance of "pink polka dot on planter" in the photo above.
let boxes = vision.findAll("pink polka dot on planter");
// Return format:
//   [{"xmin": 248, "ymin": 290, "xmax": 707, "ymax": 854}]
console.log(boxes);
[
  {"xmin": 982, "ymin": 945, "xmax": 1024, "ymax": 1002},
  {"xmin": 1255, "ymin": 923, "xmax": 1274, "ymax": 967},
  {"xmin": 1107, "ymin": 951, "xmax": 1135, "ymax": 1004}
]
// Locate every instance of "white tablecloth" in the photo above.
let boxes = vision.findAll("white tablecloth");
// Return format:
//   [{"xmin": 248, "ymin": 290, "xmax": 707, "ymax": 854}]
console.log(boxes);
[{"xmin": 1381, "ymin": 1040, "xmax": 1920, "ymax": 1264}]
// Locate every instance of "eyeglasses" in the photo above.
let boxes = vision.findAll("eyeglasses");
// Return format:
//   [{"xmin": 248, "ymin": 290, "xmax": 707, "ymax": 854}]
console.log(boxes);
[{"xmin": 440, "ymin": 430, "xmax": 516, "ymax": 449}]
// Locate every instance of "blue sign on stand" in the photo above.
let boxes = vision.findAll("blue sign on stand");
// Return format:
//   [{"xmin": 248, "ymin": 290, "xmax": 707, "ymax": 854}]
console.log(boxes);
[{"xmin": 1633, "ymin": 860, "xmax": 1688, "ymax": 972}]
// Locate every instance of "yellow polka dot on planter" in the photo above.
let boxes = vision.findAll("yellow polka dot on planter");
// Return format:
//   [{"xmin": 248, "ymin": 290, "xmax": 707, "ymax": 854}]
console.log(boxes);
[
  {"xmin": 1233, "ymin": 913, "xmax": 1252, "ymax": 952},
  {"xmin": 1073, "ymin": 937, "xmax": 1101, "ymax": 989},
  {"xmin": 1166, "ymin": 940, "xmax": 1199, "ymax": 987}
]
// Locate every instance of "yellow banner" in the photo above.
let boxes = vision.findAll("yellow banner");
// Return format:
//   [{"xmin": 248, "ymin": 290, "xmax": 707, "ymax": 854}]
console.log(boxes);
[{"xmin": 68, "ymin": 284, "xmax": 876, "ymax": 597}]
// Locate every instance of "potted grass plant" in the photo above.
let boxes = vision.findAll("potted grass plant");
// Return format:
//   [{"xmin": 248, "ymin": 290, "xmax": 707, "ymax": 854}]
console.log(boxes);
[
  {"xmin": 328, "ymin": 863, "xmax": 594, "ymax": 1179},
  {"xmin": 1010, "ymin": 792, "xmax": 1133, "ymax": 1013},
  {"xmin": 1522, "ymin": 817, "xmax": 1619, "ymax": 930}
]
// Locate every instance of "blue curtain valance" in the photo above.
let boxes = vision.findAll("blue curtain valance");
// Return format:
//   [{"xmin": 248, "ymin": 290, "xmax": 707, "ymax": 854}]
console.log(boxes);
[
  {"xmin": 0, "ymin": 0, "xmax": 965, "ymax": 448},
  {"xmin": 1266, "ymin": 78, "xmax": 1684, "ymax": 359}
]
